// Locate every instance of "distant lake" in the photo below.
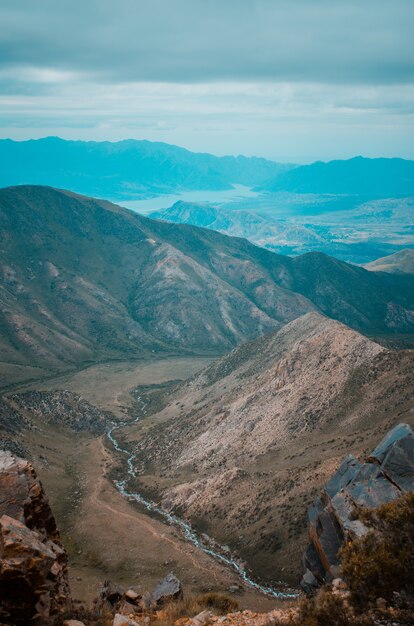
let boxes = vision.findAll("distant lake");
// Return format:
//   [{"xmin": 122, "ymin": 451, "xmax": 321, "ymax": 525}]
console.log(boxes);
[{"xmin": 119, "ymin": 184, "xmax": 260, "ymax": 215}]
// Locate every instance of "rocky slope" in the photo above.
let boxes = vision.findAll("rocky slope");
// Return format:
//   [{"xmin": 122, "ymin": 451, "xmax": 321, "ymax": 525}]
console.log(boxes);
[
  {"xmin": 2, "ymin": 185, "xmax": 414, "ymax": 386},
  {"xmin": 301, "ymin": 423, "xmax": 414, "ymax": 592},
  {"xmin": 0, "ymin": 390, "xmax": 113, "ymax": 458},
  {"xmin": 127, "ymin": 313, "xmax": 414, "ymax": 583},
  {"xmin": 0, "ymin": 450, "xmax": 71, "ymax": 624}
]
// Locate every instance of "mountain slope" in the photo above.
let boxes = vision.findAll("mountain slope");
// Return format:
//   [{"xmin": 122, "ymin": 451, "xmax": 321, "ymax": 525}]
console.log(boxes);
[
  {"xmin": 259, "ymin": 156, "xmax": 414, "ymax": 195},
  {"xmin": 364, "ymin": 249, "xmax": 414, "ymax": 274},
  {"xmin": 1, "ymin": 185, "xmax": 414, "ymax": 386},
  {"xmin": 0, "ymin": 137, "xmax": 286, "ymax": 200},
  {"xmin": 128, "ymin": 313, "xmax": 414, "ymax": 583}
]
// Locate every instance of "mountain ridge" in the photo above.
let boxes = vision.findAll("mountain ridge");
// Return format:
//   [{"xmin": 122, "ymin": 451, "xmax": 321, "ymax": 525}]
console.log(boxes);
[
  {"xmin": 259, "ymin": 156, "xmax": 414, "ymax": 195},
  {"xmin": 0, "ymin": 137, "xmax": 288, "ymax": 200},
  {"xmin": 1, "ymin": 185, "xmax": 414, "ymax": 387}
]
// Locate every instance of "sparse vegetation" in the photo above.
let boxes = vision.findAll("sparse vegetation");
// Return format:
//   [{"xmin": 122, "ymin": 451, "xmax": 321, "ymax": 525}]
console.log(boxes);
[{"xmin": 340, "ymin": 493, "xmax": 414, "ymax": 611}]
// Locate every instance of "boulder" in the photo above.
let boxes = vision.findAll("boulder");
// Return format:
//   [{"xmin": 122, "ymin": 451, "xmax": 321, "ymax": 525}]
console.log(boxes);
[
  {"xmin": 152, "ymin": 572, "xmax": 183, "ymax": 606},
  {"xmin": 301, "ymin": 424, "xmax": 414, "ymax": 592},
  {"xmin": 0, "ymin": 451, "xmax": 71, "ymax": 624},
  {"xmin": 190, "ymin": 609, "xmax": 213, "ymax": 625}
]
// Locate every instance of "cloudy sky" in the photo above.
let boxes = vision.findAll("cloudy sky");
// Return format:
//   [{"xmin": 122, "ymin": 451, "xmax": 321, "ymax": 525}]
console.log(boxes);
[{"xmin": 0, "ymin": 0, "xmax": 413, "ymax": 162}]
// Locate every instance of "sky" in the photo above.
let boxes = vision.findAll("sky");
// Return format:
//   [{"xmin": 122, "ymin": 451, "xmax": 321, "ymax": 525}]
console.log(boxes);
[{"xmin": 0, "ymin": 0, "xmax": 413, "ymax": 162}]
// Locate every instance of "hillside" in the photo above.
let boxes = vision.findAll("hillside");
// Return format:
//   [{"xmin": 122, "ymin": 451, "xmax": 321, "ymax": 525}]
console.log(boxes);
[
  {"xmin": 149, "ymin": 201, "xmax": 324, "ymax": 250},
  {"xmin": 1, "ymin": 185, "xmax": 414, "ymax": 387},
  {"xmin": 0, "ymin": 137, "xmax": 287, "ymax": 200},
  {"xmin": 259, "ymin": 156, "xmax": 414, "ymax": 195},
  {"xmin": 149, "ymin": 198, "xmax": 414, "ymax": 265},
  {"xmin": 364, "ymin": 248, "xmax": 414, "ymax": 274},
  {"xmin": 127, "ymin": 313, "xmax": 414, "ymax": 583}
]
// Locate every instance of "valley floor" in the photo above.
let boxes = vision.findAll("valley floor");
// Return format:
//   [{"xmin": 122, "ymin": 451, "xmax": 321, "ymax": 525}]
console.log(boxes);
[{"xmin": 13, "ymin": 356, "xmax": 287, "ymax": 612}]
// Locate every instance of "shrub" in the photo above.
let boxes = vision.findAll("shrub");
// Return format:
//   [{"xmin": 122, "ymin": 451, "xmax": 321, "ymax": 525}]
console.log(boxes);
[
  {"xmin": 295, "ymin": 590, "xmax": 369, "ymax": 626},
  {"xmin": 340, "ymin": 493, "xmax": 414, "ymax": 610}
]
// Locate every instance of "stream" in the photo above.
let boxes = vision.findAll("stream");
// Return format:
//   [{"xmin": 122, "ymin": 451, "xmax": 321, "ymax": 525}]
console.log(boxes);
[{"xmin": 106, "ymin": 398, "xmax": 298, "ymax": 600}]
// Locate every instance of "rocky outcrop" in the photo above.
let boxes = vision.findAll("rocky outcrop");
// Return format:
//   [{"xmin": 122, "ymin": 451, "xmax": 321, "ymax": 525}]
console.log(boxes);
[
  {"xmin": 301, "ymin": 423, "xmax": 414, "ymax": 592},
  {"xmin": 95, "ymin": 573, "xmax": 183, "ymax": 618},
  {"xmin": 152, "ymin": 572, "xmax": 183, "ymax": 606},
  {"xmin": 0, "ymin": 450, "xmax": 71, "ymax": 624}
]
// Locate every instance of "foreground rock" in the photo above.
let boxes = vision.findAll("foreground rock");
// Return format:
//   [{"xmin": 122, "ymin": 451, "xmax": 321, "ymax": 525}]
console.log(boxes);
[
  {"xmin": 175, "ymin": 608, "xmax": 297, "ymax": 626},
  {"xmin": 0, "ymin": 450, "xmax": 71, "ymax": 624},
  {"xmin": 152, "ymin": 572, "xmax": 184, "ymax": 606},
  {"xmin": 301, "ymin": 423, "xmax": 414, "ymax": 592}
]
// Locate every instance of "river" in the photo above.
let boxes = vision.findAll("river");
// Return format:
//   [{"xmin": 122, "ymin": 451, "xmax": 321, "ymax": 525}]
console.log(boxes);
[{"xmin": 106, "ymin": 397, "xmax": 298, "ymax": 600}]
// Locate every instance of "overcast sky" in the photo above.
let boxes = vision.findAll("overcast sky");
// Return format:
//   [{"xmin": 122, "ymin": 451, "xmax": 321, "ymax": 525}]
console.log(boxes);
[{"xmin": 0, "ymin": 0, "xmax": 413, "ymax": 162}]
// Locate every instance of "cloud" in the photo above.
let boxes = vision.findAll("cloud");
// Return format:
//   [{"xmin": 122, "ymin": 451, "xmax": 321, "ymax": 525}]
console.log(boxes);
[
  {"xmin": 0, "ymin": 0, "xmax": 413, "ymax": 85},
  {"xmin": 0, "ymin": 1, "xmax": 413, "ymax": 161}
]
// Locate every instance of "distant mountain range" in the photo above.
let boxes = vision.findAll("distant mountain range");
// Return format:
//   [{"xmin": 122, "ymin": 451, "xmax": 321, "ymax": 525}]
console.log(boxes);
[
  {"xmin": 365, "ymin": 249, "xmax": 414, "ymax": 274},
  {"xmin": 2, "ymin": 138, "xmax": 414, "ymax": 202},
  {"xmin": 1, "ymin": 185, "xmax": 414, "ymax": 387},
  {"xmin": 259, "ymin": 156, "xmax": 414, "ymax": 195},
  {"xmin": 0, "ymin": 137, "xmax": 288, "ymax": 200}
]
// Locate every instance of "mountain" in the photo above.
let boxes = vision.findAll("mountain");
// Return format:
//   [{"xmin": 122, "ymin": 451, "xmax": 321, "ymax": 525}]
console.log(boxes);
[
  {"xmin": 149, "ymin": 198, "xmax": 414, "ymax": 265},
  {"xmin": 1, "ymin": 185, "xmax": 414, "ymax": 387},
  {"xmin": 364, "ymin": 249, "xmax": 414, "ymax": 274},
  {"xmin": 259, "ymin": 156, "xmax": 414, "ymax": 195},
  {"xmin": 0, "ymin": 137, "xmax": 287, "ymax": 200},
  {"xmin": 149, "ymin": 200, "xmax": 324, "ymax": 250},
  {"xmin": 129, "ymin": 313, "xmax": 414, "ymax": 583}
]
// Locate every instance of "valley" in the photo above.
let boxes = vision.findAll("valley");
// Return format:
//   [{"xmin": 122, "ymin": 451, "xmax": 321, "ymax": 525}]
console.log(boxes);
[{"xmin": 0, "ymin": 355, "xmax": 288, "ymax": 611}]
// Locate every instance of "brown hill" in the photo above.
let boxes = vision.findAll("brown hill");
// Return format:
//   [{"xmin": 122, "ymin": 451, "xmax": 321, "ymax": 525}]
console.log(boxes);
[
  {"xmin": 364, "ymin": 248, "xmax": 414, "ymax": 274},
  {"xmin": 127, "ymin": 313, "xmax": 414, "ymax": 585}
]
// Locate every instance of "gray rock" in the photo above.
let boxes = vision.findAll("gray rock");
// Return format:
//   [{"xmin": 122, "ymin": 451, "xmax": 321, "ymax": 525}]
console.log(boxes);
[
  {"xmin": 152, "ymin": 572, "xmax": 183, "ymax": 606},
  {"xmin": 301, "ymin": 423, "xmax": 414, "ymax": 592}
]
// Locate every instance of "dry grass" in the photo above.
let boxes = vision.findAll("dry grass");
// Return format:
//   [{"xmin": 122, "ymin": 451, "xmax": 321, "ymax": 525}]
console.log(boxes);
[{"xmin": 154, "ymin": 592, "xmax": 239, "ymax": 625}]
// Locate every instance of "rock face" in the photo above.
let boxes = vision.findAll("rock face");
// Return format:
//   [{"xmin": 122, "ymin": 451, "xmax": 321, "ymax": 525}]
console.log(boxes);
[
  {"xmin": 301, "ymin": 423, "xmax": 414, "ymax": 592},
  {"xmin": 0, "ymin": 450, "xmax": 71, "ymax": 624}
]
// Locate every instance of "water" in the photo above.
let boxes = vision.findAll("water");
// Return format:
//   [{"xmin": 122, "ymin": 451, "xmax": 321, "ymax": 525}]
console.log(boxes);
[
  {"xmin": 119, "ymin": 185, "xmax": 261, "ymax": 215},
  {"xmin": 106, "ymin": 398, "xmax": 298, "ymax": 599}
]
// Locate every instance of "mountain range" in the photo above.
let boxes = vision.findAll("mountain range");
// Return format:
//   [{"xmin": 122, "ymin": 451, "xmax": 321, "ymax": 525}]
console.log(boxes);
[
  {"xmin": 0, "ymin": 137, "xmax": 287, "ymax": 200},
  {"xmin": 259, "ymin": 156, "xmax": 414, "ymax": 195},
  {"xmin": 1, "ymin": 185, "xmax": 414, "ymax": 387}
]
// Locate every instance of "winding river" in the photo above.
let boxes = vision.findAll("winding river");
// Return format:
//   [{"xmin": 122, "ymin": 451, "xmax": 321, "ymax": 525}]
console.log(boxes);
[{"xmin": 106, "ymin": 398, "xmax": 298, "ymax": 600}]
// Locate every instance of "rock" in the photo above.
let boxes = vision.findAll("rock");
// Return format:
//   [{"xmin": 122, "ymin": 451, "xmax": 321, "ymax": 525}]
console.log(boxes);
[
  {"xmin": 376, "ymin": 597, "xmax": 387, "ymax": 610},
  {"xmin": 95, "ymin": 579, "xmax": 125, "ymax": 610},
  {"xmin": 139, "ymin": 591, "xmax": 154, "ymax": 611},
  {"xmin": 64, "ymin": 621, "xmax": 86, "ymax": 626},
  {"xmin": 117, "ymin": 597, "xmax": 140, "ymax": 616},
  {"xmin": 300, "ymin": 424, "xmax": 414, "ymax": 591},
  {"xmin": 229, "ymin": 584, "xmax": 240, "ymax": 593},
  {"xmin": 0, "ymin": 451, "xmax": 71, "ymax": 624},
  {"xmin": 190, "ymin": 609, "xmax": 213, "ymax": 625},
  {"xmin": 152, "ymin": 572, "xmax": 183, "ymax": 606},
  {"xmin": 113, "ymin": 614, "xmax": 141, "ymax": 626},
  {"xmin": 125, "ymin": 588, "xmax": 140, "ymax": 602}
]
